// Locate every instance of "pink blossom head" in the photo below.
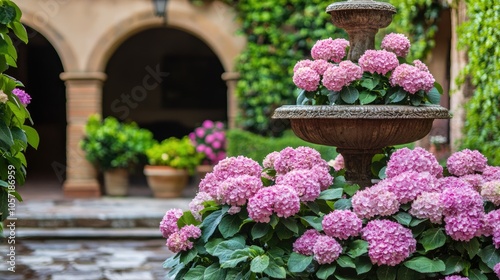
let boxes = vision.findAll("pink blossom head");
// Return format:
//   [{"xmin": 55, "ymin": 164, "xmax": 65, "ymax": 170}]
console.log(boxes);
[
  {"xmin": 217, "ymin": 175, "xmax": 263, "ymax": 206},
  {"xmin": 322, "ymin": 65, "xmax": 347, "ymax": 92},
  {"xmin": 311, "ymin": 59, "xmax": 332, "ymax": 75},
  {"xmin": 273, "ymin": 185, "xmax": 301, "ymax": 218},
  {"xmin": 213, "ymin": 156, "xmax": 262, "ymax": 181},
  {"xmin": 381, "ymin": 33, "xmax": 411, "ymax": 57},
  {"xmin": 483, "ymin": 166, "xmax": 500, "ymax": 182},
  {"xmin": 202, "ymin": 119, "xmax": 214, "ymax": 129},
  {"xmin": 322, "ymin": 210, "xmax": 362, "ymax": 240},
  {"xmin": 410, "ymin": 192, "xmax": 443, "ymax": 224},
  {"xmin": 312, "ymin": 235, "xmax": 343, "ymax": 264},
  {"xmin": 166, "ymin": 225, "xmax": 202, "ymax": 253},
  {"xmin": 385, "ymin": 147, "xmax": 443, "ymax": 178},
  {"xmin": 159, "ymin": 208, "xmax": 183, "ymax": 238},
  {"xmin": 481, "ymin": 180, "xmax": 500, "ymax": 206},
  {"xmin": 460, "ymin": 174, "xmax": 484, "ymax": 191},
  {"xmin": 436, "ymin": 176, "xmax": 474, "ymax": 191},
  {"xmin": 447, "ymin": 149, "xmax": 488, "ymax": 176},
  {"xmin": 390, "ymin": 63, "xmax": 435, "ymax": 94},
  {"xmin": 293, "ymin": 67, "xmax": 320, "ymax": 92},
  {"xmin": 12, "ymin": 88, "xmax": 31, "ymax": 106},
  {"xmin": 362, "ymin": 219, "xmax": 417, "ymax": 266},
  {"xmin": 444, "ymin": 212, "xmax": 483, "ymax": 242},
  {"xmin": 189, "ymin": 191, "xmax": 214, "ymax": 221},
  {"xmin": 383, "ymin": 171, "xmax": 438, "ymax": 204},
  {"xmin": 263, "ymin": 151, "xmax": 280, "ymax": 169},
  {"xmin": 247, "ymin": 187, "xmax": 276, "ymax": 223},
  {"xmin": 293, "ymin": 229, "xmax": 320, "ymax": 255},
  {"xmin": 311, "ymin": 38, "xmax": 349, "ymax": 63},
  {"xmin": 351, "ymin": 184, "xmax": 400, "ymax": 219},
  {"xmin": 275, "ymin": 169, "xmax": 321, "ymax": 202},
  {"xmin": 198, "ymin": 172, "xmax": 220, "ymax": 197},
  {"xmin": 440, "ymin": 185, "xmax": 484, "ymax": 216},
  {"xmin": 328, "ymin": 154, "xmax": 344, "ymax": 171},
  {"xmin": 494, "ymin": 263, "xmax": 500, "ymax": 279},
  {"xmin": 358, "ymin": 49, "xmax": 399, "ymax": 75},
  {"xmin": 273, "ymin": 146, "xmax": 327, "ymax": 175},
  {"xmin": 413, "ymin": 59, "xmax": 429, "ymax": 72},
  {"xmin": 442, "ymin": 276, "xmax": 469, "ymax": 280},
  {"xmin": 479, "ymin": 210, "xmax": 500, "ymax": 237},
  {"xmin": 339, "ymin": 60, "xmax": 363, "ymax": 81},
  {"xmin": 293, "ymin": 59, "xmax": 314, "ymax": 72}
]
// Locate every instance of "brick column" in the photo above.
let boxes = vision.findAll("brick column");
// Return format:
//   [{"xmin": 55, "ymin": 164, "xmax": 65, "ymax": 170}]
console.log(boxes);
[
  {"xmin": 60, "ymin": 72, "xmax": 107, "ymax": 198},
  {"xmin": 221, "ymin": 72, "xmax": 240, "ymax": 129}
]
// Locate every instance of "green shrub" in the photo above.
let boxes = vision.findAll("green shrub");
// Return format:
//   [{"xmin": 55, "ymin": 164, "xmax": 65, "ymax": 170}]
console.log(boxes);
[
  {"xmin": 227, "ymin": 129, "xmax": 338, "ymax": 163},
  {"xmin": 145, "ymin": 136, "xmax": 204, "ymax": 174}
]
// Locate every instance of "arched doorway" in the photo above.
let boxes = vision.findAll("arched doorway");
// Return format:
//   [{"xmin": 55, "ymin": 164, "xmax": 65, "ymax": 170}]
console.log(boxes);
[
  {"xmin": 103, "ymin": 27, "xmax": 228, "ymax": 139},
  {"xmin": 7, "ymin": 26, "xmax": 67, "ymax": 188}
]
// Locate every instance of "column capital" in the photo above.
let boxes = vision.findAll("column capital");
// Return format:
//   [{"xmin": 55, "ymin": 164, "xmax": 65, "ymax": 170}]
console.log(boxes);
[
  {"xmin": 60, "ymin": 71, "xmax": 107, "ymax": 82},
  {"xmin": 221, "ymin": 71, "xmax": 240, "ymax": 81}
]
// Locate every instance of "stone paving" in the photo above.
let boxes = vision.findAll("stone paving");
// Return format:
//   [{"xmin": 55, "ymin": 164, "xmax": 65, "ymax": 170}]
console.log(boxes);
[{"xmin": 0, "ymin": 238, "xmax": 173, "ymax": 280}]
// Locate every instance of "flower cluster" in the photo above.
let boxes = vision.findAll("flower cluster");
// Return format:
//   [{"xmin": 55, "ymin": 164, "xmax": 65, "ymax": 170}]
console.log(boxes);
[
  {"xmin": 188, "ymin": 120, "xmax": 226, "ymax": 165},
  {"xmin": 12, "ymin": 88, "xmax": 31, "ymax": 106},
  {"xmin": 293, "ymin": 33, "xmax": 440, "ymax": 106},
  {"xmin": 160, "ymin": 209, "xmax": 201, "ymax": 253}
]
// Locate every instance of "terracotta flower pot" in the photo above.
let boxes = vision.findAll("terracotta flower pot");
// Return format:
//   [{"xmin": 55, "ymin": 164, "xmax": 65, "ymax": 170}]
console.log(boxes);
[
  {"xmin": 103, "ymin": 168, "xmax": 129, "ymax": 196},
  {"xmin": 143, "ymin": 165, "xmax": 189, "ymax": 198}
]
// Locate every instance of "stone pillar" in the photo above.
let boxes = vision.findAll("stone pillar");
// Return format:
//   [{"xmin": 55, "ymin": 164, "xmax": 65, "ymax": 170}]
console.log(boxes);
[
  {"xmin": 221, "ymin": 72, "xmax": 240, "ymax": 129},
  {"xmin": 60, "ymin": 72, "xmax": 107, "ymax": 198}
]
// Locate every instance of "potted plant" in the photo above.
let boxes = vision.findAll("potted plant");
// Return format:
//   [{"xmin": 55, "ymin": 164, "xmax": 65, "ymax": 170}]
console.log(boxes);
[
  {"xmin": 80, "ymin": 114, "xmax": 154, "ymax": 196},
  {"xmin": 144, "ymin": 136, "xmax": 204, "ymax": 198},
  {"xmin": 188, "ymin": 120, "xmax": 227, "ymax": 181}
]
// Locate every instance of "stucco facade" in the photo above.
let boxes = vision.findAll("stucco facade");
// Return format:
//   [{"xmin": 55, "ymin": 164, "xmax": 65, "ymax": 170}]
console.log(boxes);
[{"xmin": 15, "ymin": 0, "xmax": 245, "ymax": 197}]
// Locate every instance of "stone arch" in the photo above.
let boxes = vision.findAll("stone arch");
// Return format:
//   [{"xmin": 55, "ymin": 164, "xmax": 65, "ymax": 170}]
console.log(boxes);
[
  {"xmin": 87, "ymin": 1, "xmax": 245, "ymax": 73},
  {"xmin": 20, "ymin": 10, "xmax": 78, "ymax": 72}
]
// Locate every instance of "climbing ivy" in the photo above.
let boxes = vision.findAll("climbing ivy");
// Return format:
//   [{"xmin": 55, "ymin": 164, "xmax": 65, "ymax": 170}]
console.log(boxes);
[
  {"xmin": 191, "ymin": 0, "xmax": 446, "ymax": 136},
  {"xmin": 457, "ymin": 0, "xmax": 500, "ymax": 165}
]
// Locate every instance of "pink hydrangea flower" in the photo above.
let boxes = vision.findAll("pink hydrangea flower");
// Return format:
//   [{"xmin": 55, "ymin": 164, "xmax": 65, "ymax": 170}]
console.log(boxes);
[
  {"xmin": 273, "ymin": 185, "xmax": 301, "ymax": 218},
  {"xmin": 189, "ymin": 192, "xmax": 214, "ymax": 221},
  {"xmin": 440, "ymin": 185, "xmax": 484, "ymax": 216},
  {"xmin": 263, "ymin": 151, "xmax": 280, "ymax": 169},
  {"xmin": 381, "ymin": 33, "xmax": 411, "ymax": 57},
  {"xmin": 293, "ymin": 59, "xmax": 314, "ymax": 72},
  {"xmin": 494, "ymin": 263, "xmax": 500, "ymax": 279},
  {"xmin": 413, "ymin": 59, "xmax": 429, "ymax": 72},
  {"xmin": 247, "ymin": 187, "xmax": 276, "ymax": 223},
  {"xmin": 293, "ymin": 67, "xmax": 321, "ymax": 91},
  {"xmin": 478, "ymin": 209, "xmax": 500, "ymax": 237},
  {"xmin": 293, "ymin": 229, "xmax": 321, "ymax": 255},
  {"xmin": 166, "ymin": 225, "xmax": 202, "ymax": 253},
  {"xmin": 12, "ymin": 88, "xmax": 31, "ymax": 106},
  {"xmin": 312, "ymin": 235, "xmax": 343, "ymax": 264},
  {"xmin": 441, "ymin": 276, "xmax": 469, "ymax": 280},
  {"xmin": 362, "ymin": 220, "xmax": 416, "ymax": 266},
  {"xmin": 273, "ymin": 146, "xmax": 328, "ymax": 175},
  {"xmin": 483, "ymin": 166, "xmax": 500, "ymax": 182},
  {"xmin": 275, "ymin": 169, "xmax": 321, "ymax": 202},
  {"xmin": 481, "ymin": 180, "xmax": 500, "ymax": 206},
  {"xmin": 311, "ymin": 38, "xmax": 349, "ymax": 63},
  {"xmin": 159, "ymin": 208, "xmax": 183, "ymax": 238},
  {"xmin": 328, "ymin": 154, "xmax": 344, "ymax": 171},
  {"xmin": 383, "ymin": 171, "xmax": 438, "ymax": 204},
  {"xmin": 410, "ymin": 192, "xmax": 444, "ymax": 224},
  {"xmin": 385, "ymin": 147, "xmax": 443, "ymax": 178},
  {"xmin": 217, "ymin": 175, "xmax": 263, "ymax": 206},
  {"xmin": 322, "ymin": 61, "xmax": 362, "ymax": 92},
  {"xmin": 351, "ymin": 184, "xmax": 400, "ymax": 219},
  {"xmin": 213, "ymin": 156, "xmax": 262, "ymax": 181},
  {"xmin": 198, "ymin": 172, "xmax": 220, "ymax": 198},
  {"xmin": 390, "ymin": 63, "xmax": 435, "ymax": 94},
  {"xmin": 447, "ymin": 149, "xmax": 488, "ymax": 176},
  {"xmin": 436, "ymin": 176, "xmax": 474, "ymax": 191},
  {"xmin": 444, "ymin": 213, "xmax": 483, "ymax": 242},
  {"xmin": 460, "ymin": 174, "xmax": 484, "ymax": 191},
  {"xmin": 311, "ymin": 59, "xmax": 333, "ymax": 75},
  {"xmin": 358, "ymin": 49, "xmax": 399, "ymax": 75},
  {"xmin": 322, "ymin": 210, "xmax": 362, "ymax": 240},
  {"xmin": 312, "ymin": 165, "xmax": 334, "ymax": 191}
]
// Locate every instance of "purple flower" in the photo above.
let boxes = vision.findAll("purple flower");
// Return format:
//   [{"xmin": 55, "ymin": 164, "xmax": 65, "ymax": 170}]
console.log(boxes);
[
  {"xmin": 390, "ymin": 63, "xmax": 435, "ymax": 94},
  {"xmin": 481, "ymin": 180, "xmax": 500, "ymax": 206},
  {"xmin": 166, "ymin": 225, "xmax": 201, "ymax": 253},
  {"xmin": 383, "ymin": 171, "xmax": 438, "ymax": 204},
  {"xmin": 447, "ymin": 149, "xmax": 487, "ymax": 176},
  {"xmin": 293, "ymin": 229, "xmax": 320, "ymax": 255},
  {"xmin": 275, "ymin": 169, "xmax": 321, "ymax": 202},
  {"xmin": 12, "ymin": 88, "xmax": 31, "ymax": 106},
  {"xmin": 311, "ymin": 38, "xmax": 349, "ymax": 63},
  {"xmin": 322, "ymin": 210, "xmax": 362, "ymax": 240},
  {"xmin": 410, "ymin": 192, "xmax": 444, "ymax": 224},
  {"xmin": 217, "ymin": 175, "xmax": 263, "ymax": 206},
  {"xmin": 386, "ymin": 147, "xmax": 443, "ymax": 179},
  {"xmin": 189, "ymin": 192, "xmax": 213, "ymax": 221},
  {"xmin": 351, "ymin": 184, "xmax": 400, "ymax": 219},
  {"xmin": 293, "ymin": 67, "xmax": 320, "ymax": 92},
  {"xmin": 358, "ymin": 49, "xmax": 399, "ymax": 75},
  {"xmin": 159, "ymin": 208, "xmax": 183, "ymax": 238},
  {"xmin": 312, "ymin": 235, "xmax": 343, "ymax": 264},
  {"xmin": 381, "ymin": 33, "xmax": 411, "ymax": 57},
  {"xmin": 362, "ymin": 220, "xmax": 416, "ymax": 266}
]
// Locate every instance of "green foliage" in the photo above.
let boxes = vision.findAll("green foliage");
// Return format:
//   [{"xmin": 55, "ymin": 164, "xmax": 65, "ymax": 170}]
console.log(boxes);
[
  {"xmin": 80, "ymin": 114, "xmax": 154, "ymax": 171},
  {"xmin": 145, "ymin": 136, "xmax": 204, "ymax": 174},
  {"xmin": 457, "ymin": 0, "xmax": 500, "ymax": 165},
  {"xmin": 226, "ymin": 129, "xmax": 337, "ymax": 163},
  {"xmin": 0, "ymin": 0, "xmax": 38, "ymax": 225}
]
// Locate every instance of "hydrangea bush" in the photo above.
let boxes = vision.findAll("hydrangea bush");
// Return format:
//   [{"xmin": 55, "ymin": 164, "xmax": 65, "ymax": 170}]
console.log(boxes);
[
  {"xmin": 161, "ymin": 146, "xmax": 500, "ymax": 279},
  {"xmin": 188, "ymin": 120, "xmax": 226, "ymax": 165},
  {"xmin": 293, "ymin": 33, "xmax": 443, "ymax": 106}
]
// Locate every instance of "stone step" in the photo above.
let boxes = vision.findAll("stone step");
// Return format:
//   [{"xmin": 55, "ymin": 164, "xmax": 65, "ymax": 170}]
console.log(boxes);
[{"xmin": 9, "ymin": 227, "xmax": 164, "ymax": 239}]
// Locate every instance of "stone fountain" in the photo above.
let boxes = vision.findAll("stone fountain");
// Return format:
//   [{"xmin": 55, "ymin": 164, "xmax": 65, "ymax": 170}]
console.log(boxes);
[{"xmin": 272, "ymin": 0, "xmax": 451, "ymax": 188}]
